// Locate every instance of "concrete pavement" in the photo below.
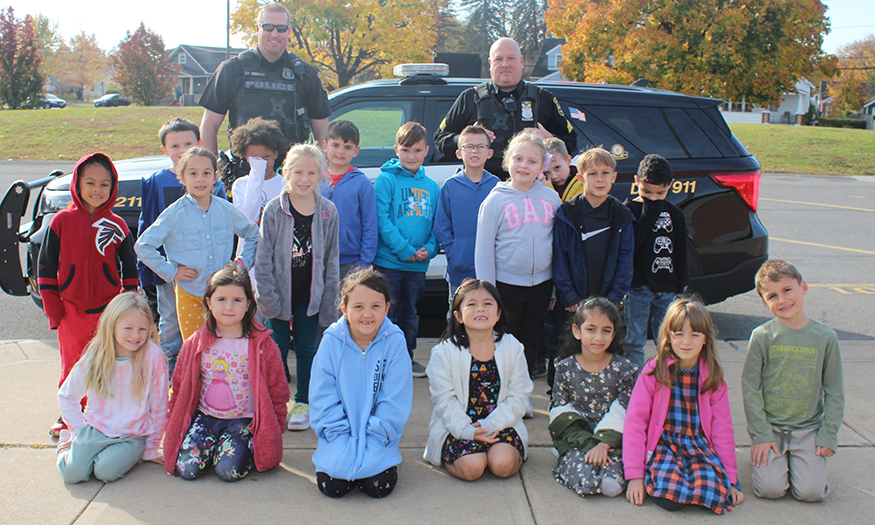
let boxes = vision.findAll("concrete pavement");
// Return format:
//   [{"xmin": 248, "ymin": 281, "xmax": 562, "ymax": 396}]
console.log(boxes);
[{"xmin": 1, "ymin": 338, "xmax": 872, "ymax": 524}]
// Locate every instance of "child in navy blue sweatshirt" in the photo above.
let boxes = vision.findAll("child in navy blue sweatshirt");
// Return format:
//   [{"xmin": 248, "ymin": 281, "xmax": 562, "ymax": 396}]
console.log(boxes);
[{"xmin": 434, "ymin": 125, "xmax": 500, "ymax": 297}]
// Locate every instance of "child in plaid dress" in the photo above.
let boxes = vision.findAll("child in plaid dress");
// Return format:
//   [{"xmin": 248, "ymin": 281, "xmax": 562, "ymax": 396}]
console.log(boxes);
[
  {"xmin": 623, "ymin": 298, "xmax": 744, "ymax": 513},
  {"xmin": 549, "ymin": 298, "xmax": 637, "ymax": 498}
]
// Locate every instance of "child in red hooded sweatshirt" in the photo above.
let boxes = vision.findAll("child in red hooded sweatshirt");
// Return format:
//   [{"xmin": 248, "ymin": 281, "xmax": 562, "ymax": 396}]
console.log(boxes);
[{"xmin": 38, "ymin": 153, "xmax": 139, "ymax": 437}]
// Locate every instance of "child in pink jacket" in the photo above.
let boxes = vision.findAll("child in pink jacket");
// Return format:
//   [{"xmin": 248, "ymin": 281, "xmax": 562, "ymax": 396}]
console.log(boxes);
[{"xmin": 623, "ymin": 297, "xmax": 743, "ymax": 514}]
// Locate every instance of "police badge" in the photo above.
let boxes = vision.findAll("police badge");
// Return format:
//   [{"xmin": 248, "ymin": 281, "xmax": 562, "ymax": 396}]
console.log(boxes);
[
  {"xmin": 282, "ymin": 68, "xmax": 295, "ymax": 80},
  {"xmin": 521, "ymin": 100, "xmax": 534, "ymax": 121}
]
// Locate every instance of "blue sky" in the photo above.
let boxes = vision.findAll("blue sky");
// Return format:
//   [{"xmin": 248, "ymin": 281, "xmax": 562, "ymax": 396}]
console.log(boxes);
[{"xmin": 6, "ymin": 0, "xmax": 873, "ymax": 56}]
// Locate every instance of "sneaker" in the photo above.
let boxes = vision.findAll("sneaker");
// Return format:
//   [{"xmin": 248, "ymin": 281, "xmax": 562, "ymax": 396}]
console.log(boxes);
[
  {"xmin": 412, "ymin": 360, "xmax": 427, "ymax": 378},
  {"xmin": 287, "ymin": 403, "xmax": 310, "ymax": 431},
  {"xmin": 50, "ymin": 415, "xmax": 67, "ymax": 438},
  {"xmin": 524, "ymin": 400, "xmax": 534, "ymax": 419}
]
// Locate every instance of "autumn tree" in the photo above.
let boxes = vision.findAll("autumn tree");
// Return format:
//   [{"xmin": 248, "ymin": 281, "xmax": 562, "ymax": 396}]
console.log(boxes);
[
  {"xmin": 232, "ymin": 0, "xmax": 434, "ymax": 89},
  {"xmin": 429, "ymin": 0, "xmax": 472, "ymax": 55},
  {"xmin": 546, "ymin": 0, "xmax": 838, "ymax": 106},
  {"xmin": 0, "ymin": 7, "xmax": 43, "ymax": 109},
  {"xmin": 55, "ymin": 31, "xmax": 109, "ymax": 100},
  {"xmin": 831, "ymin": 35, "xmax": 875, "ymax": 115},
  {"xmin": 112, "ymin": 23, "xmax": 179, "ymax": 106}
]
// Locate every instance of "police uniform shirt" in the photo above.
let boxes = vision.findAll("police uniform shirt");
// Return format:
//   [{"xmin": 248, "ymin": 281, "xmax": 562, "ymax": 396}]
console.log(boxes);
[
  {"xmin": 434, "ymin": 80, "xmax": 577, "ymax": 179},
  {"xmin": 199, "ymin": 48, "xmax": 331, "ymax": 139}
]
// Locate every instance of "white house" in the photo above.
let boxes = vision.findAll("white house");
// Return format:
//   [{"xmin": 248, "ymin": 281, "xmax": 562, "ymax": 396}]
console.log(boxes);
[{"xmin": 720, "ymin": 79, "xmax": 815, "ymax": 125}]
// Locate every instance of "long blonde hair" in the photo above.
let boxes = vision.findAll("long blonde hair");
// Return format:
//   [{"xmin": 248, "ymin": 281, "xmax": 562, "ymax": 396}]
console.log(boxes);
[
  {"xmin": 648, "ymin": 297, "xmax": 725, "ymax": 393},
  {"xmin": 80, "ymin": 293, "xmax": 159, "ymax": 400}
]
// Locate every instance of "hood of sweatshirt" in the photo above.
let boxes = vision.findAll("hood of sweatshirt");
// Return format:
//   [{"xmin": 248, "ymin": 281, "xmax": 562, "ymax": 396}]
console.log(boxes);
[
  {"xmin": 69, "ymin": 152, "xmax": 119, "ymax": 217},
  {"xmin": 379, "ymin": 158, "xmax": 427, "ymax": 180}
]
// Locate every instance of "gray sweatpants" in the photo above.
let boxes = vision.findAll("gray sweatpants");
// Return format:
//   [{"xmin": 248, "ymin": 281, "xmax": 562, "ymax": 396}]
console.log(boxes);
[
  {"xmin": 57, "ymin": 425, "xmax": 146, "ymax": 484},
  {"xmin": 751, "ymin": 426, "xmax": 830, "ymax": 502}
]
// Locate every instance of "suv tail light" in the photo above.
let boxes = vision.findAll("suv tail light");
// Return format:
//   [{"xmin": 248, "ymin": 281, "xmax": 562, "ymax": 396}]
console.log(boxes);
[{"xmin": 710, "ymin": 170, "xmax": 761, "ymax": 212}]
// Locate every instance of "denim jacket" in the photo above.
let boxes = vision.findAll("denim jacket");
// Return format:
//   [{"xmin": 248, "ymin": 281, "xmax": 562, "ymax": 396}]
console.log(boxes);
[{"xmin": 135, "ymin": 194, "xmax": 258, "ymax": 296}]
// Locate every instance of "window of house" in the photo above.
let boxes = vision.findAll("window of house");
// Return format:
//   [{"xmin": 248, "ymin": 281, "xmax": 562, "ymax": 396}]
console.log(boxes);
[{"xmin": 178, "ymin": 54, "xmax": 186, "ymax": 64}]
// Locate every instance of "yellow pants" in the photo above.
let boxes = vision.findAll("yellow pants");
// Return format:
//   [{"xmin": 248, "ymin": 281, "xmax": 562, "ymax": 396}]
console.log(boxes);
[{"xmin": 175, "ymin": 284, "xmax": 206, "ymax": 341}]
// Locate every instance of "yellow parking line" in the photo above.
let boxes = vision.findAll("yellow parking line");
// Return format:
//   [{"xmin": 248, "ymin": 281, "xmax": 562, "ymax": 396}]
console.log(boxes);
[
  {"xmin": 770, "ymin": 237, "xmax": 875, "ymax": 255},
  {"xmin": 761, "ymin": 198, "xmax": 874, "ymax": 213}
]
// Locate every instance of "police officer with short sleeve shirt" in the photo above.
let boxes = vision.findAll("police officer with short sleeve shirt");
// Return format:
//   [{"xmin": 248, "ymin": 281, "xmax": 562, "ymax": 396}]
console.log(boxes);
[
  {"xmin": 199, "ymin": 3, "xmax": 330, "ymax": 177},
  {"xmin": 435, "ymin": 38, "xmax": 577, "ymax": 180}
]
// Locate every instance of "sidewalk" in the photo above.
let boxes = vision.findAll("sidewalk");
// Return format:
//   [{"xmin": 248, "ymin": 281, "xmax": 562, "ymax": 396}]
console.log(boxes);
[{"xmin": 1, "ymin": 338, "xmax": 872, "ymax": 525}]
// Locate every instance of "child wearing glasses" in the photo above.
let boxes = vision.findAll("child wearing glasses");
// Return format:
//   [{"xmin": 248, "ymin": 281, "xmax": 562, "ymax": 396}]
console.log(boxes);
[{"xmin": 434, "ymin": 125, "xmax": 500, "ymax": 299}]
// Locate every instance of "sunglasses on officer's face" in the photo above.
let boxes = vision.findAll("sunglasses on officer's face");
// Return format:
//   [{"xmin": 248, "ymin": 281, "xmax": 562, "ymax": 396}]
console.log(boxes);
[{"xmin": 259, "ymin": 23, "xmax": 290, "ymax": 33}]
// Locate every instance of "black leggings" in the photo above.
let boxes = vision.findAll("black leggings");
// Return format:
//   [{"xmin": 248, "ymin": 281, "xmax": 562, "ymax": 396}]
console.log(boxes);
[
  {"xmin": 316, "ymin": 466, "xmax": 398, "ymax": 498},
  {"xmin": 496, "ymin": 280, "xmax": 553, "ymax": 374},
  {"xmin": 651, "ymin": 495, "xmax": 687, "ymax": 511}
]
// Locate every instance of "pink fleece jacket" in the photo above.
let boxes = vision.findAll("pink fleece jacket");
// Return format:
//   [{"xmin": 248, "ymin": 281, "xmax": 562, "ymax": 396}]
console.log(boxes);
[
  {"xmin": 164, "ymin": 322, "xmax": 290, "ymax": 475},
  {"xmin": 622, "ymin": 358, "xmax": 738, "ymax": 484}
]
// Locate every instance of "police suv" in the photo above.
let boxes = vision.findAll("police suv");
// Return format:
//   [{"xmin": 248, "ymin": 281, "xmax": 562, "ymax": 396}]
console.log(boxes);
[{"xmin": 0, "ymin": 64, "xmax": 767, "ymax": 316}]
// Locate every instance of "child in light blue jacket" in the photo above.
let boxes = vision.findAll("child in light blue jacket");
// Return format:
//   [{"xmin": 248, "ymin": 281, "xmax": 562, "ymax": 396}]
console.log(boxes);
[{"xmin": 309, "ymin": 267, "xmax": 413, "ymax": 498}]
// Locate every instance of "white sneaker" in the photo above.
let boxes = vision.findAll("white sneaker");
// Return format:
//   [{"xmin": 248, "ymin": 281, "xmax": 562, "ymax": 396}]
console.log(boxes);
[
  {"xmin": 524, "ymin": 400, "xmax": 534, "ymax": 419},
  {"xmin": 287, "ymin": 402, "xmax": 310, "ymax": 431}
]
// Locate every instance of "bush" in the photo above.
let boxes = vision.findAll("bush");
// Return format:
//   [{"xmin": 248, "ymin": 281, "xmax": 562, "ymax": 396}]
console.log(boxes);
[
  {"xmin": 814, "ymin": 118, "xmax": 867, "ymax": 129},
  {"xmin": 802, "ymin": 104, "xmax": 816, "ymax": 126}
]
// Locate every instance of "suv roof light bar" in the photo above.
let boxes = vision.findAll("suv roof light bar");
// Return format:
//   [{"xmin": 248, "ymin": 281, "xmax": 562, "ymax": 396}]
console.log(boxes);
[{"xmin": 394, "ymin": 63, "xmax": 450, "ymax": 78}]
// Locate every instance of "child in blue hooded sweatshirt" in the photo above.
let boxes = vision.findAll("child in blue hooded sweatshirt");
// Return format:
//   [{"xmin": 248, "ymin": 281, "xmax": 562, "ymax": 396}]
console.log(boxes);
[
  {"xmin": 373, "ymin": 122, "xmax": 440, "ymax": 378},
  {"xmin": 310, "ymin": 267, "xmax": 413, "ymax": 498}
]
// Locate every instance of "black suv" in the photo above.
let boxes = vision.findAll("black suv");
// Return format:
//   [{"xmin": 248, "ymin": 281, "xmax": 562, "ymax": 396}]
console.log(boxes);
[{"xmin": 0, "ymin": 71, "xmax": 767, "ymax": 310}]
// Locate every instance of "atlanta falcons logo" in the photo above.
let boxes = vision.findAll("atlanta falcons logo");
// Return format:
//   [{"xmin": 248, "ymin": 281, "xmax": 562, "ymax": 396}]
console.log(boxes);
[{"xmin": 92, "ymin": 217, "xmax": 125, "ymax": 256}]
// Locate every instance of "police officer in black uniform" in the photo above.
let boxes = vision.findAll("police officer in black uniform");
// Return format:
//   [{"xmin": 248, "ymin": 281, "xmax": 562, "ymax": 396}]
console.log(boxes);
[
  {"xmin": 199, "ymin": 2, "xmax": 330, "ymax": 191},
  {"xmin": 435, "ymin": 38, "xmax": 577, "ymax": 180}
]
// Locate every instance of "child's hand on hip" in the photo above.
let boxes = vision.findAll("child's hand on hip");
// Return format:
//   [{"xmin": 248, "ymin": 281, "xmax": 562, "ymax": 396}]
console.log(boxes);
[{"xmin": 174, "ymin": 265, "xmax": 199, "ymax": 281}]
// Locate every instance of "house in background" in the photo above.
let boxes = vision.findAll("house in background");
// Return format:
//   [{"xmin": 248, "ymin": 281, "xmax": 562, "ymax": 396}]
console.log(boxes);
[
  {"xmin": 863, "ymin": 96, "xmax": 875, "ymax": 116},
  {"xmin": 720, "ymin": 79, "xmax": 815, "ymax": 125},
  {"xmin": 167, "ymin": 45, "xmax": 246, "ymax": 106},
  {"xmin": 530, "ymin": 38, "xmax": 566, "ymax": 80}
]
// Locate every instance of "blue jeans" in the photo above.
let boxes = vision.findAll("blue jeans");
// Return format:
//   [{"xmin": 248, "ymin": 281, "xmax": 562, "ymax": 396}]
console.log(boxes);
[
  {"xmin": 267, "ymin": 304, "xmax": 319, "ymax": 404},
  {"xmin": 157, "ymin": 281, "xmax": 183, "ymax": 377},
  {"xmin": 624, "ymin": 286, "xmax": 676, "ymax": 368},
  {"xmin": 375, "ymin": 267, "xmax": 425, "ymax": 357}
]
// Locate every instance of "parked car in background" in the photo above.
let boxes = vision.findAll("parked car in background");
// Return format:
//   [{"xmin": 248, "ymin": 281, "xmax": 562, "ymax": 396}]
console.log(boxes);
[
  {"xmin": 1, "ymin": 65, "xmax": 768, "ymax": 316},
  {"xmin": 39, "ymin": 94, "xmax": 66, "ymax": 109},
  {"xmin": 93, "ymin": 94, "xmax": 131, "ymax": 107}
]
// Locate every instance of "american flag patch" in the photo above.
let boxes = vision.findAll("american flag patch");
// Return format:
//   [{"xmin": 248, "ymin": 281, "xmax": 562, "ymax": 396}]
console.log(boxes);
[{"xmin": 569, "ymin": 108, "xmax": 586, "ymax": 122}]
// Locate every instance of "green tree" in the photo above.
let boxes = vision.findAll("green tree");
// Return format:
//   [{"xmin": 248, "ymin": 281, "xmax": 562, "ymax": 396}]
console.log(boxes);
[
  {"xmin": 460, "ymin": 0, "xmax": 507, "ymax": 59},
  {"xmin": 233, "ymin": 0, "xmax": 434, "ymax": 89},
  {"xmin": 0, "ymin": 7, "xmax": 43, "ymax": 109},
  {"xmin": 112, "ymin": 23, "xmax": 179, "ymax": 106},
  {"xmin": 509, "ymin": 0, "xmax": 546, "ymax": 59},
  {"xmin": 547, "ymin": 0, "xmax": 837, "ymax": 106}
]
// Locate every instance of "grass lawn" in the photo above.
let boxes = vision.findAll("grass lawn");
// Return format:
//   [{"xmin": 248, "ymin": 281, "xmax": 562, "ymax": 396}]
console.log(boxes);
[
  {"xmin": 0, "ymin": 105, "xmax": 229, "ymax": 161},
  {"xmin": 729, "ymin": 123, "xmax": 875, "ymax": 176},
  {"xmin": 1, "ymin": 106, "xmax": 872, "ymax": 177}
]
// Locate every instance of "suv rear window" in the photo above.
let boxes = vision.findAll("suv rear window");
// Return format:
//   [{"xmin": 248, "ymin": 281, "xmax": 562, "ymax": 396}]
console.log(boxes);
[{"xmin": 579, "ymin": 106, "xmax": 722, "ymax": 160}]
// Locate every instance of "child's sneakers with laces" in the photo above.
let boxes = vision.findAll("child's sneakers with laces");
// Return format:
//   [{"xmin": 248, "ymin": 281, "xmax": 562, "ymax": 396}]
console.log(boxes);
[{"xmin": 287, "ymin": 402, "xmax": 310, "ymax": 431}]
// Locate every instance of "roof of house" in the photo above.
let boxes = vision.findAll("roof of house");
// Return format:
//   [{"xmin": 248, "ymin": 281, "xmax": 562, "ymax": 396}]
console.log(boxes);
[
  {"xmin": 169, "ymin": 45, "xmax": 248, "ymax": 77},
  {"xmin": 530, "ymin": 37, "xmax": 565, "ymax": 79},
  {"xmin": 863, "ymin": 96, "xmax": 875, "ymax": 109}
]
